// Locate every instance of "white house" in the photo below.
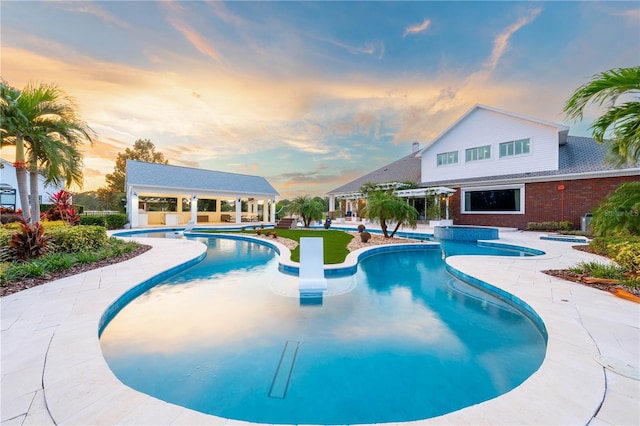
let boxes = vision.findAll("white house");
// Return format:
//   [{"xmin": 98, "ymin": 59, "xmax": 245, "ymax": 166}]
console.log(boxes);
[{"xmin": 0, "ymin": 158, "xmax": 64, "ymax": 213}]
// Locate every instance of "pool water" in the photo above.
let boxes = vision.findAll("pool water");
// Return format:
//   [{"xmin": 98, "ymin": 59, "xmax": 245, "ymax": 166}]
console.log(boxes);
[{"xmin": 100, "ymin": 237, "xmax": 546, "ymax": 425}]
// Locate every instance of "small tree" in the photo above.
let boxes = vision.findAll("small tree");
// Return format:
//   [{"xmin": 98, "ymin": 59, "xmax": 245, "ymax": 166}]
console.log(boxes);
[
  {"xmin": 590, "ymin": 182, "xmax": 640, "ymax": 236},
  {"xmin": 286, "ymin": 195, "xmax": 324, "ymax": 227},
  {"xmin": 362, "ymin": 190, "xmax": 418, "ymax": 238}
]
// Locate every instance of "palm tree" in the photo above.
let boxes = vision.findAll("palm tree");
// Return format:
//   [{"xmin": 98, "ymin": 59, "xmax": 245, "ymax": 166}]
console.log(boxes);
[
  {"xmin": 564, "ymin": 66, "xmax": 640, "ymax": 166},
  {"xmin": 287, "ymin": 195, "xmax": 324, "ymax": 227},
  {"xmin": 590, "ymin": 182, "xmax": 640, "ymax": 237},
  {"xmin": 362, "ymin": 190, "xmax": 418, "ymax": 238},
  {"xmin": 0, "ymin": 80, "xmax": 94, "ymax": 222}
]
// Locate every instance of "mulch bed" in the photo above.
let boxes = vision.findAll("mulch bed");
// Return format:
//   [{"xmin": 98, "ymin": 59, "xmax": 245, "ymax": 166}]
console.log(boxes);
[
  {"xmin": 542, "ymin": 245, "xmax": 640, "ymax": 297},
  {"xmin": 0, "ymin": 245, "xmax": 152, "ymax": 298}
]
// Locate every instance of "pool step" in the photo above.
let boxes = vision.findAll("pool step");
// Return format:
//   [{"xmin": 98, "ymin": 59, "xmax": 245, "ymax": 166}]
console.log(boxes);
[{"xmin": 269, "ymin": 340, "xmax": 300, "ymax": 398}]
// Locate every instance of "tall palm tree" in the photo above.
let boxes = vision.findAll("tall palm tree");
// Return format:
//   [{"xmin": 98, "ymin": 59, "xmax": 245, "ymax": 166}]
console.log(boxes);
[
  {"xmin": 0, "ymin": 80, "xmax": 94, "ymax": 222},
  {"xmin": 286, "ymin": 195, "xmax": 324, "ymax": 227},
  {"xmin": 564, "ymin": 66, "xmax": 640, "ymax": 166}
]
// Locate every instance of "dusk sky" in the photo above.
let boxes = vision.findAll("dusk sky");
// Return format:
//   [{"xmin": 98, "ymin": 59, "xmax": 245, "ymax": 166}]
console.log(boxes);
[{"xmin": 1, "ymin": 1, "xmax": 638, "ymax": 198}]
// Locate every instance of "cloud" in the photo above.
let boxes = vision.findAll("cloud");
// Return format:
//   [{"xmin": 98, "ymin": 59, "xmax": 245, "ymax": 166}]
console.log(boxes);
[
  {"xmin": 53, "ymin": 1, "xmax": 131, "ymax": 28},
  {"xmin": 484, "ymin": 7, "xmax": 542, "ymax": 73},
  {"xmin": 614, "ymin": 8, "xmax": 640, "ymax": 20},
  {"xmin": 166, "ymin": 16, "xmax": 224, "ymax": 64},
  {"xmin": 403, "ymin": 18, "xmax": 431, "ymax": 37},
  {"xmin": 319, "ymin": 37, "xmax": 385, "ymax": 59}
]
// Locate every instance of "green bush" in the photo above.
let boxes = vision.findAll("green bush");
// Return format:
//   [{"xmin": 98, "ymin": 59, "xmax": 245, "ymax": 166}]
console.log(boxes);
[
  {"xmin": 105, "ymin": 214, "xmax": 127, "ymax": 229},
  {"xmin": 46, "ymin": 225, "xmax": 108, "ymax": 253},
  {"xmin": 80, "ymin": 215, "xmax": 106, "ymax": 226},
  {"xmin": 0, "ymin": 228, "xmax": 13, "ymax": 246},
  {"xmin": 527, "ymin": 221, "xmax": 574, "ymax": 231},
  {"xmin": 79, "ymin": 214, "xmax": 127, "ymax": 229}
]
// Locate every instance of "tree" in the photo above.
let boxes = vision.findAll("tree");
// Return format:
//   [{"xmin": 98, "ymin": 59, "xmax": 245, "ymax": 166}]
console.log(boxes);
[
  {"xmin": 286, "ymin": 195, "xmax": 324, "ymax": 227},
  {"xmin": 361, "ymin": 190, "xmax": 418, "ymax": 238},
  {"xmin": 98, "ymin": 139, "xmax": 168, "ymax": 210},
  {"xmin": 564, "ymin": 66, "xmax": 640, "ymax": 166},
  {"xmin": 590, "ymin": 182, "xmax": 640, "ymax": 237},
  {"xmin": 0, "ymin": 80, "xmax": 93, "ymax": 223}
]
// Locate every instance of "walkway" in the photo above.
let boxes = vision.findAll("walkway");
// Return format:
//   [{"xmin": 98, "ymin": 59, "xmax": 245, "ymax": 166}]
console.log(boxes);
[{"xmin": 1, "ymin": 227, "xmax": 638, "ymax": 425}]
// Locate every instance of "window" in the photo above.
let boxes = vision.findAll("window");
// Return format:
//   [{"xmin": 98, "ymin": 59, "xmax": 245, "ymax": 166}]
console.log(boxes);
[
  {"xmin": 462, "ymin": 185, "xmax": 524, "ymax": 214},
  {"xmin": 198, "ymin": 199, "xmax": 217, "ymax": 212},
  {"xmin": 139, "ymin": 196, "xmax": 177, "ymax": 212},
  {"xmin": 500, "ymin": 138, "xmax": 530, "ymax": 158},
  {"xmin": 437, "ymin": 151, "xmax": 459, "ymax": 166},
  {"xmin": 465, "ymin": 145, "xmax": 491, "ymax": 162}
]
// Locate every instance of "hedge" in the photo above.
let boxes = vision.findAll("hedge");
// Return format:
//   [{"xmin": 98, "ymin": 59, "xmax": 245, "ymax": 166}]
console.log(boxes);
[
  {"xmin": 527, "ymin": 221, "xmax": 574, "ymax": 232},
  {"xmin": 45, "ymin": 225, "xmax": 109, "ymax": 253},
  {"xmin": 79, "ymin": 214, "xmax": 127, "ymax": 229},
  {"xmin": 589, "ymin": 236, "xmax": 640, "ymax": 276}
]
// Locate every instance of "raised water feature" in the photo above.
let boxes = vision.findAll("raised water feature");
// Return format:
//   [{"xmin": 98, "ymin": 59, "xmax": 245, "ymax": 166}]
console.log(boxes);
[{"xmin": 434, "ymin": 225, "xmax": 499, "ymax": 241}]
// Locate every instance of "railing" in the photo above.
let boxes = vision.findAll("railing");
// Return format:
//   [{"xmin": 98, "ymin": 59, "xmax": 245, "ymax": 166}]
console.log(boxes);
[{"xmin": 82, "ymin": 210, "xmax": 121, "ymax": 216}]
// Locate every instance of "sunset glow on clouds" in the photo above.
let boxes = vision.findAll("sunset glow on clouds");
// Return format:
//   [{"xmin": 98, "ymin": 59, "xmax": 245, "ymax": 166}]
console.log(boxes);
[{"xmin": 1, "ymin": 1, "xmax": 638, "ymax": 197}]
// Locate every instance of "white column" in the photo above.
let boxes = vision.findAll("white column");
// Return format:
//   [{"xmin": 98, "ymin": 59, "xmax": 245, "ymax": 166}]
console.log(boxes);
[
  {"xmin": 329, "ymin": 195, "xmax": 335, "ymax": 213},
  {"xmin": 191, "ymin": 195, "xmax": 198, "ymax": 223},
  {"xmin": 270, "ymin": 198, "xmax": 276, "ymax": 224},
  {"xmin": 445, "ymin": 195, "xmax": 450, "ymax": 220},
  {"xmin": 130, "ymin": 191, "xmax": 139, "ymax": 228},
  {"xmin": 235, "ymin": 198, "xmax": 242, "ymax": 224}
]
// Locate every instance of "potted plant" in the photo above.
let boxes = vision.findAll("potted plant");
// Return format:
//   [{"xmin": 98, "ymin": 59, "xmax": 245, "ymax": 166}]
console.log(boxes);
[
  {"xmin": 360, "ymin": 231, "xmax": 371, "ymax": 243},
  {"xmin": 357, "ymin": 224, "xmax": 366, "ymax": 233}
]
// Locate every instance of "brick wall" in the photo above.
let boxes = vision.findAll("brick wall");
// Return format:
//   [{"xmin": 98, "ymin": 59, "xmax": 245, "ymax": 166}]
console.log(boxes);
[{"xmin": 451, "ymin": 175, "xmax": 639, "ymax": 230}]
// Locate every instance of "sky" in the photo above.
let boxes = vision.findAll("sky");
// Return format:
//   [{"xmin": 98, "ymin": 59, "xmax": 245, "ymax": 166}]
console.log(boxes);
[{"xmin": 1, "ymin": 1, "xmax": 638, "ymax": 199}]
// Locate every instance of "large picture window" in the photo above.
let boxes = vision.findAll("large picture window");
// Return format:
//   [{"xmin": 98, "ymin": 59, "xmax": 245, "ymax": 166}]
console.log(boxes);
[
  {"xmin": 462, "ymin": 185, "xmax": 524, "ymax": 214},
  {"xmin": 465, "ymin": 145, "xmax": 491, "ymax": 162},
  {"xmin": 198, "ymin": 198, "xmax": 217, "ymax": 212},
  {"xmin": 140, "ymin": 196, "xmax": 177, "ymax": 212}
]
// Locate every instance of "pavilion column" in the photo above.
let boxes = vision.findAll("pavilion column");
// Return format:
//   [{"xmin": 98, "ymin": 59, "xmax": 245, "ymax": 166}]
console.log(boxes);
[
  {"xmin": 130, "ymin": 191, "xmax": 139, "ymax": 228},
  {"xmin": 235, "ymin": 198, "xmax": 242, "ymax": 224},
  {"xmin": 329, "ymin": 195, "xmax": 335, "ymax": 214},
  {"xmin": 271, "ymin": 198, "xmax": 276, "ymax": 224},
  {"xmin": 191, "ymin": 195, "xmax": 198, "ymax": 223},
  {"xmin": 445, "ymin": 196, "xmax": 450, "ymax": 220}
]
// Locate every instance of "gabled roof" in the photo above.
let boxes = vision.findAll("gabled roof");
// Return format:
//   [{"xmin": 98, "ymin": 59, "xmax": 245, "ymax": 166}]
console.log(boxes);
[
  {"xmin": 416, "ymin": 104, "xmax": 570, "ymax": 157},
  {"xmin": 327, "ymin": 151, "xmax": 421, "ymax": 194},
  {"xmin": 126, "ymin": 160, "xmax": 279, "ymax": 196},
  {"xmin": 421, "ymin": 136, "xmax": 639, "ymax": 186}
]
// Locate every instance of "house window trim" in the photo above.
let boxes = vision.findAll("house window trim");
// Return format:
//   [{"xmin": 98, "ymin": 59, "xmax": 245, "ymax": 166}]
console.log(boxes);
[
  {"xmin": 436, "ymin": 150, "xmax": 459, "ymax": 167},
  {"xmin": 461, "ymin": 184, "xmax": 525, "ymax": 215},
  {"xmin": 465, "ymin": 145, "xmax": 492, "ymax": 163},
  {"xmin": 499, "ymin": 138, "xmax": 532, "ymax": 159}
]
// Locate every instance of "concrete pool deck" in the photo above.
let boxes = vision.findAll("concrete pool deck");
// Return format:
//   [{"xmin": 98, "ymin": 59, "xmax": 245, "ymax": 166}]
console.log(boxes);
[{"xmin": 1, "ymin": 226, "xmax": 638, "ymax": 425}]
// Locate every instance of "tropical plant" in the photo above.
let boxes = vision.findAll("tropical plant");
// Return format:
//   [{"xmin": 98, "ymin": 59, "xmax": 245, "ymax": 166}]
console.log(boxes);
[
  {"xmin": 361, "ymin": 190, "xmax": 418, "ymax": 238},
  {"xmin": 98, "ymin": 139, "xmax": 168, "ymax": 211},
  {"xmin": 564, "ymin": 66, "xmax": 640, "ymax": 166},
  {"xmin": 286, "ymin": 195, "xmax": 324, "ymax": 228},
  {"xmin": 590, "ymin": 182, "xmax": 640, "ymax": 237},
  {"xmin": 8, "ymin": 219, "xmax": 50, "ymax": 261},
  {"xmin": 42, "ymin": 189, "xmax": 80, "ymax": 225},
  {"xmin": 0, "ymin": 80, "xmax": 94, "ymax": 223}
]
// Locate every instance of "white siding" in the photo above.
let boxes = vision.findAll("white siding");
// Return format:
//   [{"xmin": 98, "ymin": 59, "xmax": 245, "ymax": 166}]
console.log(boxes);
[
  {"xmin": 421, "ymin": 107, "xmax": 560, "ymax": 182},
  {"xmin": 0, "ymin": 160, "xmax": 63, "ymax": 211}
]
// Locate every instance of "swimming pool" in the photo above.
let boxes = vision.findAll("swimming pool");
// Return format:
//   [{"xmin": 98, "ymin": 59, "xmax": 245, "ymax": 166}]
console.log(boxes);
[{"xmin": 100, "ymin": 235, "xmax": 546, "ymax": 424}]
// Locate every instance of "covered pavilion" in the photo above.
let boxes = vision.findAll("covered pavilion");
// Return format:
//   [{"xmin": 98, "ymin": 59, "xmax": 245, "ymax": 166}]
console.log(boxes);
[{"xmin": 125, "ymin": 160, "xmax": 279, "ymax": 228}]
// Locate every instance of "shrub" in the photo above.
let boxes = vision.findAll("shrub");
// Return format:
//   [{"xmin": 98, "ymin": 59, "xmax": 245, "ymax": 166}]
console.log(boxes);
[
  {"xmin": 0, "ymin": 213, "xmax": 22, "ymax": 224},
  {"xmin": 105, "ymin": 214, "xmax": 127, "ymax": 229},
  {"xmin": 611, "ymin": 242, "xmax": 640, "ymax": 275},
  {"xmin": 360, "ymin": 231, "xmax": 371, "ymax": 243},
  {"xmin": 527, "ymin": 221, "xmax": 574, "ymax": 232},
  {"xmin": 9, "ymin": 221, "xmax": 51, "ymax": 261},
  {"xmin": 80, "ymin": 215, "xmax": 106, "ymax": 226},
  {"xmin": 46, "ymin": 225, "xmax": 109, "ymax": 253}
]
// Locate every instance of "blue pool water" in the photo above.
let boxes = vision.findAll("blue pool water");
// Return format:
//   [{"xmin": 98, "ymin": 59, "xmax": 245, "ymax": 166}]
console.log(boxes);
[{"xmin": 100, "ymin": 236, "xmax": 546, "ymax": 424}]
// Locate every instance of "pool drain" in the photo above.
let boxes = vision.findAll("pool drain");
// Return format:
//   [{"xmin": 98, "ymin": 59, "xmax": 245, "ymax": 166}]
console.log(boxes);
[{"xmin": 269, "ymin": 340, "xmax": 300, "ymax": 398}]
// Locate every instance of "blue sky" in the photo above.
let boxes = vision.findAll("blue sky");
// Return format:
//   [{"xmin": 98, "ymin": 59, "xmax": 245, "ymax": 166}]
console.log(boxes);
[{"xmin": 1, "ymin": 1, "xmax": 638, "ymax": 197}]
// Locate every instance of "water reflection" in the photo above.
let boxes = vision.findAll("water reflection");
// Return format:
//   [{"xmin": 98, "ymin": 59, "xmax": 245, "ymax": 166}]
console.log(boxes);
[{"xmin": 100, "ymin": 237, "xmax": 545, "ymax": 425}]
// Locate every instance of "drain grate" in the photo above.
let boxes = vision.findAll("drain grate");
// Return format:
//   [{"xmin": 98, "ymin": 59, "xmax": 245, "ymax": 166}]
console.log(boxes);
[{"xmin": 269, "ymin": 340, "xmax": 300, "ymax": 398}]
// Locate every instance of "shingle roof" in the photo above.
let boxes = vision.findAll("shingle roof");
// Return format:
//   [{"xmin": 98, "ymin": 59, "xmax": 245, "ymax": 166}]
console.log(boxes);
[
  {"xmin": 327, "ymin": 151, "xmax": 422, "ymax": 194},
  {"xmin": 126, "ymin": 160, "xmax": 279, "ymax": 196},
  {"xmin": 327, "ymin": 137, "xmax": 638, "ymax": 194}
]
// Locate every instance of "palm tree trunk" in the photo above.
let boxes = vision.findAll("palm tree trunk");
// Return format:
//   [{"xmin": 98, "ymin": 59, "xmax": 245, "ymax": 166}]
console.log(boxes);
[
  {"xmin": 14, "ymin": 136, "xmax": 31, "ymax": 222},
  {"xmin": 381, "ymin": 219, "xmax": 389, "ymax": 238},
  {"xmin": 29, "ymin": 157, "xmax": 41, "ymax": 223},
  {"xmin": 390, "ymin": 222, "xmax": 401, "ymax": 238}
]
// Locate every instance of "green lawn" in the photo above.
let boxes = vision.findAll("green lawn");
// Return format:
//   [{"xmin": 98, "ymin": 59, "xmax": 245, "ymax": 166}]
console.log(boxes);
[{"xmin": 202, "ymin": 229, "xmax": 354, "ymax": 264}]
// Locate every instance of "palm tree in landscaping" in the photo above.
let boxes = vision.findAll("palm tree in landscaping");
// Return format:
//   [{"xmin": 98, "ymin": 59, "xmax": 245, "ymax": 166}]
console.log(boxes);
[
  {"xmin": 362, "ymin": 190, "xmax": 418, "ymax": 238},
  {"xmin": 286, "ymin": 195, "xmax": 324, "ymax": 227},
  {"xmin": 564, "ymin": 66, "xmax": 640, "ymax": 166},
  {"xmin": 0, "ymin": 80, "xmax": 94, "ymax": 222}
]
